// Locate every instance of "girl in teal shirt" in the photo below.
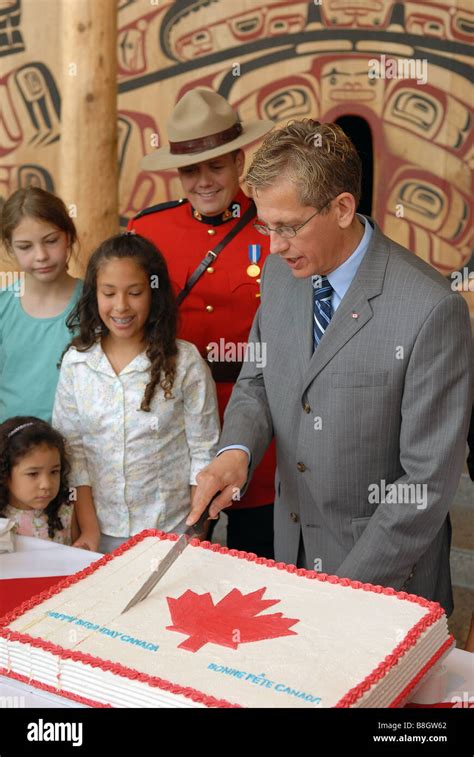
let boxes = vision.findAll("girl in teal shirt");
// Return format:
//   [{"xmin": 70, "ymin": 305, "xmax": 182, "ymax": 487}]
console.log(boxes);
[{"xmin": 0, "ymin": 187, "xmax": 82, "ymax": 424}]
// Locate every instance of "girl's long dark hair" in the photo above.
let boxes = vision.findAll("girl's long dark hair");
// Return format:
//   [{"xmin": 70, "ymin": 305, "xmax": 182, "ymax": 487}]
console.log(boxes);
[
  {"xmin": 0, "ymin": 417, "xmax": 71, "ymax": 539},
  {"xmin": 63, "ymin": 233, "xmax": 178, "ymax": 410}
]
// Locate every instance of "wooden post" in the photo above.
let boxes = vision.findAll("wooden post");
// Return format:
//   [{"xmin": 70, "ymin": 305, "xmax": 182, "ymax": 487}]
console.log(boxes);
[{"xmin": 59, "ymin": 0, "xmax": 118, "ymax": 275}]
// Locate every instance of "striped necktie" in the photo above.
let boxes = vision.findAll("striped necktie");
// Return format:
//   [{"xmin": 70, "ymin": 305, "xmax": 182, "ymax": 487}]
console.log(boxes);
[{"xmin": 313, "ymin": 275, "xmax": 333, "ymax": 350}]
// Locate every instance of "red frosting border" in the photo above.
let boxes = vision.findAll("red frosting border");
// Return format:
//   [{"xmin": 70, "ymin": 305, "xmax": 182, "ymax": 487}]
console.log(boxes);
[
  {"xmin": 390, "ymin": 636, "xmax": 454, "ymax": 709},
  {"xmin": 0, "ymin": 529, "xmax": 450, "ymax": 708}
]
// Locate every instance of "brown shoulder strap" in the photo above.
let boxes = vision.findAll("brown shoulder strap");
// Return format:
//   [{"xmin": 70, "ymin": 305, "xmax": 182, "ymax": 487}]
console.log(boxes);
[{"xmin": 176, "ymin": 202, "xmax": 257, "ymax": 306}]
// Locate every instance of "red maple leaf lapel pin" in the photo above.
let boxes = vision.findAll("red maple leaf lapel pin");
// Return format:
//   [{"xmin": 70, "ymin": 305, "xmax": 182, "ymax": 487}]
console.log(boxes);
[{"xmin": 166, "ymin": 587, "xmax": 299, "ymax": 652}]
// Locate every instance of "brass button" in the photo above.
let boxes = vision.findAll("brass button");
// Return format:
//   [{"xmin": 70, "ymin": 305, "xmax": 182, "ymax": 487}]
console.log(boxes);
[
  {"xmin": 206, "ymin": 266, "xmax": 214, "ymax": 273},
  {"xmin": 296, "ymin": 462, "xmax": 306, "ymax": 472},
  {"xmin": 290, "ymin": 512, "xmax": 299, "ymax": 523},
  {"xmin": 256, "ymin": 278, "xmax": 261, "ymax": 284},
  {"xmin": 303, "ymin": 403, "xmax": 311, "ymax": 414},
  {"xmin": 207, "ymin": 229, "xmax": 216, "ymax": 236},
  {"xmin": 205, "ymin": 305, "xmax": 214, "ymax": 313},
  {"xmin": 255, "ymin": 292, "xmax": 261, "ymax": 298}
]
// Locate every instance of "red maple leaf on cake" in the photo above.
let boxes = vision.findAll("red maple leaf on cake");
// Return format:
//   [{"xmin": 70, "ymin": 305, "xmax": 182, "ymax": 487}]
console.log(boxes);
[{"xmin": 166, "ymin": 587, "xmax": 299, "ymax": 652}]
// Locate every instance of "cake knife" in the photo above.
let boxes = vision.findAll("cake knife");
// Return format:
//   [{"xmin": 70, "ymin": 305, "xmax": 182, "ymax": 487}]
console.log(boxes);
[{"xmin": 121, "ymin": 500, "xmax": 216, "ymax": 614}]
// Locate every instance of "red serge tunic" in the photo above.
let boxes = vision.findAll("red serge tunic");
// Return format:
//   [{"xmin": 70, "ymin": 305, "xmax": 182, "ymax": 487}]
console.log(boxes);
[{"xmin": 128, "ymin": 189, "xmax": 276, "ymax": 509}]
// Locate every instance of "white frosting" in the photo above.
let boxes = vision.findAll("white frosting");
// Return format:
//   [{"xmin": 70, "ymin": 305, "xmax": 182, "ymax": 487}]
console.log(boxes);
[{"xmin": 1, "ymin": 536, "xmax": 451, "ymax": 708}]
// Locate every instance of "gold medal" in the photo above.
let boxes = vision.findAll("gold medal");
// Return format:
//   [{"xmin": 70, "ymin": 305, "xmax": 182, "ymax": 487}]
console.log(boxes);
[{"xmin": 246, "ymin": 264, "xmax": 261, "ymax": 277}]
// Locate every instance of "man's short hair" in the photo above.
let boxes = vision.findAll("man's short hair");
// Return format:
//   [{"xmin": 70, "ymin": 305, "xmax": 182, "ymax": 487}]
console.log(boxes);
[{"xmin": 245, "ymin": 120, "xmax": 362, "ymax": 211}]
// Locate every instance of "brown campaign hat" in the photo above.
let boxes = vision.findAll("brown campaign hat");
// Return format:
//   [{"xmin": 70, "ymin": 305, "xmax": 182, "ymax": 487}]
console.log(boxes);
[{"xmin": 140, "ymin": 87, "xmax": 273, "ymax": 171}]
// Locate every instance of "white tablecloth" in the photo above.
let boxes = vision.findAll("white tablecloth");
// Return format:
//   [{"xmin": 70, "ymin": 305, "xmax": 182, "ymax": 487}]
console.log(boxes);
[
  {"xmin": 0, "ymin": 534, "xmax": 103, "ymax": 579},
  {"xmin": 0, "ymin": 536, "xmax": 472, "ymax": 708}
]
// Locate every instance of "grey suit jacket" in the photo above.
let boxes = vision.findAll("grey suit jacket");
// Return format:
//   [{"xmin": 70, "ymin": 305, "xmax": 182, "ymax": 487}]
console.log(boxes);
[{"xmin": 219, "ymin": 219, "xmax": 473, "ymax": 614}]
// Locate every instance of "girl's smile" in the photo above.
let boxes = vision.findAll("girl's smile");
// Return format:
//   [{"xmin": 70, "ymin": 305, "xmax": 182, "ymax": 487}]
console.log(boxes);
[{"xmin": 110, "ymin": 315, "xmax": 135, "ymax": 328}]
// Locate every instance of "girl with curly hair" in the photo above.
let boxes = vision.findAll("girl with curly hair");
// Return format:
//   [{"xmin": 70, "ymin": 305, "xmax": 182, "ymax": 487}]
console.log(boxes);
[
  {"xmin": 0, "ymin": 416, "xmax": 81, "ymax": 545},
  {"xmin": 53, "ymin": 233, "xmax": 220, "ymax": 554}
]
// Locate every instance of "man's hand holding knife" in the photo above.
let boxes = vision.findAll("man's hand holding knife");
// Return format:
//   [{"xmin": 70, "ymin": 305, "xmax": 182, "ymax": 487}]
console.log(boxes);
[{"xmin": 186, "ymin": 449, "xmax": 250, "ymax": 527}]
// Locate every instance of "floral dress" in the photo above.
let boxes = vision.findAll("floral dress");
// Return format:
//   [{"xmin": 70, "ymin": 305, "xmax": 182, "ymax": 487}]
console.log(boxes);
[{"xmin": 4, "ymin": 503, "xmax": 73, "ymax": 545}]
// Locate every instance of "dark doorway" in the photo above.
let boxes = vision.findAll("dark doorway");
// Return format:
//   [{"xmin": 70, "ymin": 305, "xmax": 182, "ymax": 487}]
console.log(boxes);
[{"xmin": 335, "ymin": 116, "xmax": 373, "ymax": 216}]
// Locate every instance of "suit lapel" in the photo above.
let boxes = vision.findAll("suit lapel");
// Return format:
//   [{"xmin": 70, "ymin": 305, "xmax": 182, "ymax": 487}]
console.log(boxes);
[{"xmin": 298, "ymin": 221, "xmax": 390, "ymax": 394}]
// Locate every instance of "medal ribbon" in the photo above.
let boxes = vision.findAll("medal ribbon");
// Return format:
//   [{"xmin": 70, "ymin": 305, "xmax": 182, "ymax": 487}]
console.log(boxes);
[{"xmin": 248, "ymin": 244, "xmax": 261, "ymax": 264}]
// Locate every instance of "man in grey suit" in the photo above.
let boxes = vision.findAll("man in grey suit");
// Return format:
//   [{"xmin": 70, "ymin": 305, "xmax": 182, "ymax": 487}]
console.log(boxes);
[{"xmin": 187, "ymin": 120, "xmax": 472, "ymax": 614}]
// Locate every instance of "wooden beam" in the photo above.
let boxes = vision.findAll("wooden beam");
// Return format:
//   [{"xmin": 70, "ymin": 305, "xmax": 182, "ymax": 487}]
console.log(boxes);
[{"xmin": 59, "ymin": 0, "xmax": 118, "ymax": 274}]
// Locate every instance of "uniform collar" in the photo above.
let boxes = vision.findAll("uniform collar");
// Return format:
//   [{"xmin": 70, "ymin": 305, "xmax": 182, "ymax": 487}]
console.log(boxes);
[{"xmin": 190, "ymin": 188, "xmax": 250, "ymax": 226}]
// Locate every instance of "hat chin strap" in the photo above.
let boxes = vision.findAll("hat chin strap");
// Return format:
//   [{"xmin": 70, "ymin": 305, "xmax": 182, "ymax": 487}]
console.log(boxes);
[{"xmin": 169, "ymin": 122, "xmax": 242, "ymax": 155}]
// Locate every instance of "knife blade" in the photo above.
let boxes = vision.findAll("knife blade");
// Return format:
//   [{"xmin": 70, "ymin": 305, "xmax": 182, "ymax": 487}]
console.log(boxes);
[{"xmin": 121, "ymin": 499, "xmax": 216, "ymax": 614}]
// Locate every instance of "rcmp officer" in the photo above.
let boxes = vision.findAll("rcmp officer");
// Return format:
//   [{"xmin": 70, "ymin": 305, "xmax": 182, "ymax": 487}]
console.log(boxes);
[{"xmin": 128, "ymin": 88, "xmax": 276, "ymax": 558}]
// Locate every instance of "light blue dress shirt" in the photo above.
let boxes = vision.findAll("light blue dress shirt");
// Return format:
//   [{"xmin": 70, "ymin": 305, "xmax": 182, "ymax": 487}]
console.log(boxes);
[{"xmin": 314, "ymin": 214, "xmax": 373, "ymax": 312}]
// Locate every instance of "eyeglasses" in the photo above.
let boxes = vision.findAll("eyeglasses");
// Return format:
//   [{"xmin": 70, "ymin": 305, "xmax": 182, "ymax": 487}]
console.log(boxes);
[{"xmin": 253, "ymin": 198, "xmax": 334, "ymax": 239}]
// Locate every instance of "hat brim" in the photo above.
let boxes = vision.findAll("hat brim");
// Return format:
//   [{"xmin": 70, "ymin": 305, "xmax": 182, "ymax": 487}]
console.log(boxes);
[{"xmin": 140, "ymin": 119, "xmax": 274, "ymax": 171}]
